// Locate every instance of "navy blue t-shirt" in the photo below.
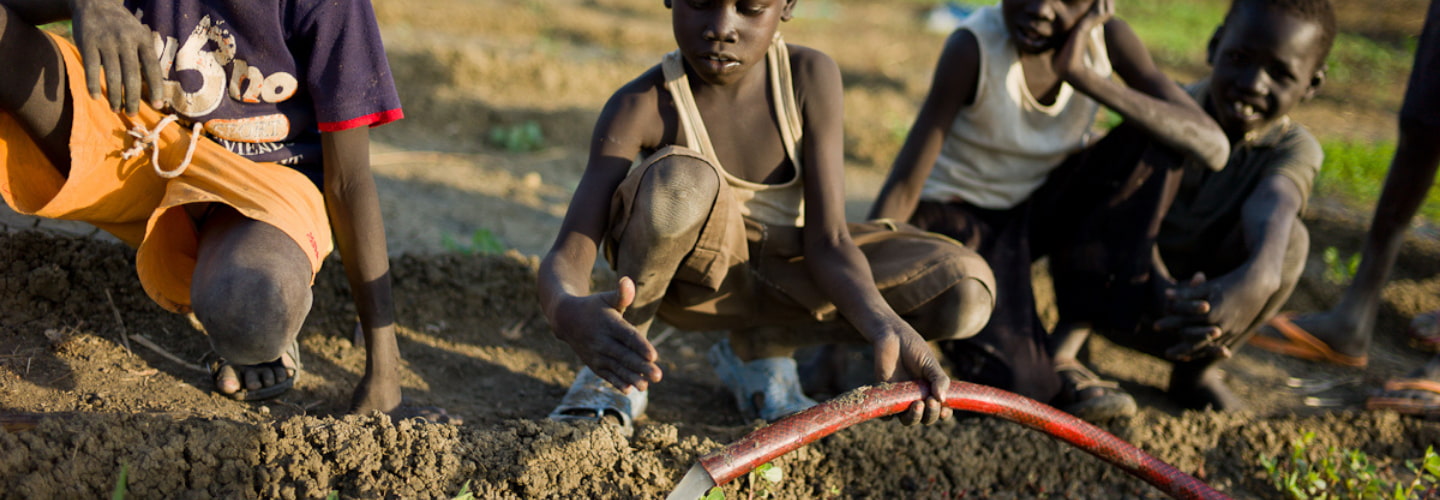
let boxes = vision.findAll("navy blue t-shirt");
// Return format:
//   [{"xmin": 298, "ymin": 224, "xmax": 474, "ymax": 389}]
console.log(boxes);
[{"xmin": 128, "ymin": 0, "xmax": 403, "ymax": 182}]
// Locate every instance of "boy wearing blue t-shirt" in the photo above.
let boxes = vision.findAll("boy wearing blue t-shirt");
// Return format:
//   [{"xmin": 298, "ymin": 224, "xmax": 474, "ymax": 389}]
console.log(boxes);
[{"xmin": 0, "ymin": 0, "xmax": 405, "ymax": 412}]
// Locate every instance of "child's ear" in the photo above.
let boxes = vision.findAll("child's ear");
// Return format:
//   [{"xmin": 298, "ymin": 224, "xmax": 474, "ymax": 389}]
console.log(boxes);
[
  {"xmin": 780, "ymin": 0, "xmax": 797, "ymax": 21},
  {"xmin": 1303, "ymin": 63, "xmax": 1327, "ymax": 101}
]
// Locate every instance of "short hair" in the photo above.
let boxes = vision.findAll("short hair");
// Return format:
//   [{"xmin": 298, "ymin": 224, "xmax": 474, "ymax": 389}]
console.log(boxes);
[{"xmin": 1224, "ymin": 0, "xmax": 1337, "ymax": 66}]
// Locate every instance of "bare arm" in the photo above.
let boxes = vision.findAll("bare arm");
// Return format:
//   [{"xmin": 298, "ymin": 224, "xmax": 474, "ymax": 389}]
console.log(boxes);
[
  {"xmin": 868, "ymin": 29, "xmax": 979, "ymax": 222},
  {"xmin": 1058, "ymin": 8, "xmax": 1229, "ymax": 171},
  {"xmin": 1159, "ymin": 173, "xmax": 1305, "ymax": 359},
  {"xmin": 796, "ymin": 48, "xmax": 950, "ymax": 425},
  {"xmin": 320, "ymin": 126, "xmax": 402, "ymax": 413},
  {"xmin": 538, "ymin": 80, "xmax": 662, "ymax": 393}
]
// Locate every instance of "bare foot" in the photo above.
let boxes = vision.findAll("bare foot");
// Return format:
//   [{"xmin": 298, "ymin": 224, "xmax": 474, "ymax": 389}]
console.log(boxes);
[
  {"xmin": 1258, "ymin": 310, "xmax": 1370, "ymax": 359},
  {"xmin": 212, "ymin": 347, "xmax": 299, "ymax": 401},
  {"xmin": 1168, "ymin": 365, "xmax": 1245, "ymax": 412}
]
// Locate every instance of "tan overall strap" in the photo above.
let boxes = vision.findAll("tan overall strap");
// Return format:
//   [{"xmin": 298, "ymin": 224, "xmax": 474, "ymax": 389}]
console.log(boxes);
[
  {"xmin": 768, "ymin": 33, "xmax": 803, "ymax": 169},
  {"xmin": 661, "ymin": 52, "xmax": 718, "ymax": 161}
]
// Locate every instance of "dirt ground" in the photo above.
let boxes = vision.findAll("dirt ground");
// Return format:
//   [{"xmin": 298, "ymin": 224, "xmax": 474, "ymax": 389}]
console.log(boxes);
[{"xmin": 3, "ymin": 0, "xmax": 1440, "ymax": 498}]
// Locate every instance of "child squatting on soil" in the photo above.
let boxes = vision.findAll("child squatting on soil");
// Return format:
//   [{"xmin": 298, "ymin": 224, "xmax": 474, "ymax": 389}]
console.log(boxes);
[
  {"xmin": 538, "ymin": 0, "xmax": 996, "ymax": 429},
  {"xmin": 1251, "ymin": 0, "xmax": 1440, "ymax": 417},
  {"xmin": 0, "ymin": 0, "xmax": 407, "ymax": 413},
  {"xmin": 867, "ymin": 0, "xmax": 1229, "ymax": 420},
  {"xmin": 1052, "ymin": 0, "xmax": 1336, "ymax": 415}
]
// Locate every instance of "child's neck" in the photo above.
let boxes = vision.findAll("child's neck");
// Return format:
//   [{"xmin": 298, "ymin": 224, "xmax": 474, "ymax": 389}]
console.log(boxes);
[{"xmin": 1017, "ymin": 49, "xmax": 1063, "ymax": 106}]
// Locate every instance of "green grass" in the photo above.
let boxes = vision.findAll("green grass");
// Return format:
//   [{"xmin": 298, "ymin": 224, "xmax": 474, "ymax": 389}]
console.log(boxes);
[{"xmin": 1314, "ymin": 140, "xmax": 1440, "ymax": 224}]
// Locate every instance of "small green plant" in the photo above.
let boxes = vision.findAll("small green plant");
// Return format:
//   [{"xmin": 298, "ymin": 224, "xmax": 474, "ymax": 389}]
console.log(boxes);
[
  {"xmin": 1258, "ymin": 431, "xmax": 1440, "ymax": 499},
  {"xmin": 441, "ymin": 228, "xmax": 506, "ymax": 255},
  {"xmin": 699, "ymin": 462, "xmax": 785, "ymax": 500},
  {"xmin": 452, "ymin": 480, "xmax": 475, "ymax": 500},
  {"xmin": 112, "ymin": 462, "xmax": 129, "ymax": 500},
  {"xmin": 488, "ymin": 121, "xmax": 545, "ymax": 152},
  {"xmin": 1322, "ymin": 246, "xmax": 1360, "ymax": 285}
]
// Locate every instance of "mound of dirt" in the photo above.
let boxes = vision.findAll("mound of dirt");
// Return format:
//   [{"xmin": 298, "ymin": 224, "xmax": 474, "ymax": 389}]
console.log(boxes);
[{"xmin": 2, "ymin": 230, "xmax": 1439, "ymax": 499}]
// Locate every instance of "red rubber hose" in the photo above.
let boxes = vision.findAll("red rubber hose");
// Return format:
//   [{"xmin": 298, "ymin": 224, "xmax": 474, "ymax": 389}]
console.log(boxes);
[{"xmin": 697, "ymin": 381, "xmax": 1229, "ymax": 500}]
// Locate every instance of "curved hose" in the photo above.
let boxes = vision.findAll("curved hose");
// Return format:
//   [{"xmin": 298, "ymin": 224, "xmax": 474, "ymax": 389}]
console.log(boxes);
[{"xmin": 696, "ymin": 381, "xmax": 1229, "ymax": 500}]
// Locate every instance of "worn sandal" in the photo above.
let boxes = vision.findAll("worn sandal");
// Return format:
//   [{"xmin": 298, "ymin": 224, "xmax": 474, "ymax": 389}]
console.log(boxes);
[
  {"xmin": 548, "ymin": 366, "xmax": 647, "ymax": 436},
  {"xmin": 708, "ymin": 339, "xmax": 817, "ymax": 422},
  {"xmin": 209, "ymin": 339, "xmax": 302, "ymax": 401},
  {"xmin": 1055, "ymin": 360, "xmax": 1137, "ymax": 422}
]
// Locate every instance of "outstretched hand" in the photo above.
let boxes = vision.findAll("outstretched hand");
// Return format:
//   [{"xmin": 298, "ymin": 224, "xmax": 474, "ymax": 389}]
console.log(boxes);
[
  {"xmin": 71, "ymin": 0, "xmax": 163, "ymax": 114},
  {"xmin": 872, "ymin": 322, "xmax": 952, "ymax": 426},
  {"xmin": 1054, "ymin": 0, "xmax": 1114, "ymax": 82},
  {"xmin": 549, "ymin": 277, "xmax": 662, "ymax": 393}
]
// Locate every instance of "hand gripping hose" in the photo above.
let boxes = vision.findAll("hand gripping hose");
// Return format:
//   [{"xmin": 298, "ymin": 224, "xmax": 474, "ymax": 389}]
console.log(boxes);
[{"xmin": 688, "ymin": 381, "xmax": 1229, "ymax": 500}]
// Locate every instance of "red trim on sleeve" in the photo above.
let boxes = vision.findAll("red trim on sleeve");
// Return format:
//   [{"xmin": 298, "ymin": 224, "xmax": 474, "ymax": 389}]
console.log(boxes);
[{"xmin": 318, "ymin": 108, "xmax": 404, "ymax": 132}]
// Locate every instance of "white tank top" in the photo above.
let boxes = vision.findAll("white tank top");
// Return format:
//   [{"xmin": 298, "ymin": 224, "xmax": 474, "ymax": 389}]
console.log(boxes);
[
  {"xmin": 920, "ymin": 5, "xmax": 1112, "ymax": 210},
  {"xmin": 661, "ymin": 34, "xmax": 807, "ymax": 227}
]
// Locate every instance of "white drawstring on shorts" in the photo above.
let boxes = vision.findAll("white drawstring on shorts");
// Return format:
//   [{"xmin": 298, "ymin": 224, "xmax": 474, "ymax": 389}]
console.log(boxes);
[{"xmin": 120, "ymin": 114, "xmax": 202, "ymax": 179}]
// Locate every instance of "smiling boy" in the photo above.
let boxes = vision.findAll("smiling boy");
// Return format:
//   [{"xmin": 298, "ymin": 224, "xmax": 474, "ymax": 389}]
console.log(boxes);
[
  {"xmin": 1055, "ymin": 0, "xmax": 1336, "ymax": 411},
  {"xmin": 869, "ymin": 0, "xmax": 1229, "ymax": 419},
  {"xmin": 539, "ymin": 0, "xmax": 996, "ymax": 428}
]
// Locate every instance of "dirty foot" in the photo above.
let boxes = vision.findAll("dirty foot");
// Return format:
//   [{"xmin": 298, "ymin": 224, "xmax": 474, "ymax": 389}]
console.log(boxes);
[
  {"xmin": 211, "ymin": 341, "xmax": 302, "ymax": 401},
  {"xmin": 1168, "ymin": 366, "xmax": 1245, "ymax": 412}
]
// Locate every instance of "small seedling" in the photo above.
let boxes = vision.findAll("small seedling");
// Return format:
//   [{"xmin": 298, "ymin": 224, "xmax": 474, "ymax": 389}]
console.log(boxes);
[
  {"xmin": 1322, "ymin": 246, "xmax": 1360, "ymax": 285},
  {"xmin": 697, "ymin": 462, "xmax": 785, "ymax": 500},
  {"xmin": 452, "ymin": 480, "xmax": 475, "ymax": 500},
  {"xmin": 1259, "ymin": 431, "xmax": 1440, "ymax": 499},
  {"xmin": 441, "ymin": 228, "xmax": 506, "ymax": 255},
  {"xmin": 112, "ymin": 462, "xmax": 129, "ymax": 500},
  {"xmin": 488, "ymin": 121, "xmax": 545, "ymax": 152}
]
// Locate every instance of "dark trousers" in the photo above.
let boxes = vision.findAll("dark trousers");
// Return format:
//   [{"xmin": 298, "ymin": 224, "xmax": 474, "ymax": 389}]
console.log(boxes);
[{"xmin": 910, "ymin": 123, "xmax": 1185, "ymax": 403}]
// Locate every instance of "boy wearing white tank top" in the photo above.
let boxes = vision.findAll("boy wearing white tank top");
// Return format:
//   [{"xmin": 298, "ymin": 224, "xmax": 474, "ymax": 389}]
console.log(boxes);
[{"xmin": 871, "ymin": 0, "xmax": 1230, "ymax": 420}]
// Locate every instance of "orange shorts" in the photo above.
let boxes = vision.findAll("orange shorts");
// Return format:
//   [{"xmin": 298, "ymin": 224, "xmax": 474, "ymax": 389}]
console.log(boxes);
[{"xmin": 0, "ymin": 33, "xmax": 332, "ymax": 313}]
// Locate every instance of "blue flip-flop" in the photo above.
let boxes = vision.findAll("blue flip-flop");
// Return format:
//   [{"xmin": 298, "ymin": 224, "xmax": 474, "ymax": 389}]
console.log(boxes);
[
  {"xmin": 708, "ymin": 338, "xmax": 817, "ymax": 422},
  {"xmin": 548, "ymin": 366, "xmax": 647, "ymax": 436}
]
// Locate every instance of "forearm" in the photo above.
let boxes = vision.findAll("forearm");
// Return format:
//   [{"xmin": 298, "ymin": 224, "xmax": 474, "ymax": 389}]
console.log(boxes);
[
  {"xmin": 804, "ymin": 234, "xmax": 903, "ymax": 340},
  {"xmin": 322, "ymin": 130, "xmax": 396, "ymax": 335},
  {"xmin": 871, "ymin": 133, "xmax": 943, "ymax": 222},
  {"xmin": 538, "ymin": 237, "xmax": 599, "ymax": 320},
  {"xmin": 1230, "ymin": 183, "xmax": 1303, "ymax": 294},
  {"xmin": 1070, "ymin": 72, "xmax": 1229, "ymax": 170}
]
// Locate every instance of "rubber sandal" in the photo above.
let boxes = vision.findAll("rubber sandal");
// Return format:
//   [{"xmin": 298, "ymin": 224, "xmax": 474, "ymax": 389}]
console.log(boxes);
[
  {"xmin": 1247, "ymin": 313, "xmax": 1369, "ymax": 368},
  {"xmin": 1365, "ymin": 377, "xmax": 1440, "ymax": 418},
  {"xmin": 209, "ymin": 339, "xmax": 302, "ymax": 401},
  {"xmin": 1055, "ymin": 360, "xmax": 1137, "ymax": 422},
  {"xmin": 708, "ymin": 339, "xmax": 817, "ymax": 422},
  {"xmin": 547, "ymin": 366, "xmax": 647, "ymax": 436},
  {"xmin": 1408, "ymin": 310, "xmax": 1440, "ymax": 354}
]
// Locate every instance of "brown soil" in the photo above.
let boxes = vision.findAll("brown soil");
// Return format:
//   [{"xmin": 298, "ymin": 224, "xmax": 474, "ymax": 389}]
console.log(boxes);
[{"xmin": 3, "ymin": 0, "xmax": 1439, "ymax": 498}]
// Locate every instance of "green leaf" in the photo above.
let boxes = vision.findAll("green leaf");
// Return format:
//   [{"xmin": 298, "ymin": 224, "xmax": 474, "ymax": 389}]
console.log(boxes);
[
  {"xmin": 757, "ymin": 463, "xmax": 783, "ymax": 484},
  {"xmin": 112, "ymin": 462, "xmax": 129, "ymax": 500},
  {"xmin": 452, "ymin": 480, "xmax": 475, "ymax": 500},
  {"xmin": 702, "ymin": 486, "xmax": 726, "ymax": 500}
]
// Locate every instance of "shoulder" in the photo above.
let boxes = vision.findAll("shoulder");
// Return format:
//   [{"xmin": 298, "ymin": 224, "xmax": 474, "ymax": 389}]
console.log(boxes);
[
  {"xmin": 594, "ymin": 64, "xmax": 668, "ymax": 145},
  {"xmin": 1276, "ymin": 122, "xmax": 1323, "ymax": 166},
  {"xmin": 604, "ymin": 64, "xmax": 666, "ymax": 112},
  {"xmin": 1101, "ymin": 18, "xmax": 1147, "ymax": 60},
  {"xmin": 784, "ymin": 44, "xmax": 841, "ymax": 85}
]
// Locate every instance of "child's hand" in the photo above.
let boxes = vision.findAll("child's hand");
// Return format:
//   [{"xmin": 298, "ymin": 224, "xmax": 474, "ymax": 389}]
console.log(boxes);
[
  {"xmin": 872, "ymin": 322, "xmax": 952, "ymax": 425},
  {"xmin": 549, "ymin": 277, "xmax": 663, "ymax": 393},
  {"xmin": 70, "ymin": 0, "xmax": 163, "ymax": 114},
  {"xmin": 1156, "ymin": 271, "xmax": 1275, "ymax": 361},
  {"xmin": 1054, "ymin": 0, "xmax": 1114, "ymax": 83}
]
